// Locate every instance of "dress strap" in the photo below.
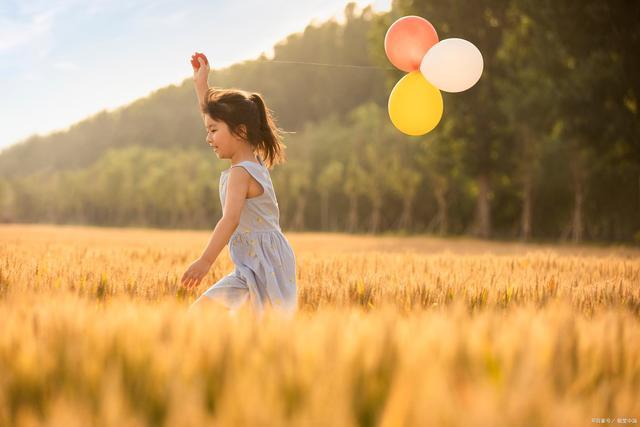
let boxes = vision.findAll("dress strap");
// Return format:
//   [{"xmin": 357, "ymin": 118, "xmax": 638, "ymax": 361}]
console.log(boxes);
[{"xmin": 230, "ymin": 160, "xmax": 269, "ymax": 189}]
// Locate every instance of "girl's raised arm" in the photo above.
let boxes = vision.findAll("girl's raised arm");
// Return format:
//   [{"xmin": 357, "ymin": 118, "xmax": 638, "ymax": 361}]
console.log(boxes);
[{"xmin": 191, "ymin": 54, "xmax": 211, "ymax": 118}]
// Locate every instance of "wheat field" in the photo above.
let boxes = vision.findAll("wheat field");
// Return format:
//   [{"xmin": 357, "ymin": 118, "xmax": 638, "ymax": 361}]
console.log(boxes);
[{"xmin": 1, "ymin": 224, "xmax": 639, "ymax": 427}]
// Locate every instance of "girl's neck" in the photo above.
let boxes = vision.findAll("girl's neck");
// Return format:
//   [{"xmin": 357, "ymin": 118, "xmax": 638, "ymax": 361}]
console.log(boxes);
[{"xmin": 230, "ymin": 149, "xmax": 259, "ymax": 166}]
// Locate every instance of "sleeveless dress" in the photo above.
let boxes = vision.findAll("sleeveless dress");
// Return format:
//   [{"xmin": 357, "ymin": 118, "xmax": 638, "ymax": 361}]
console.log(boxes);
[{"xmin": 194, "ymin": 155, "xmax": 297, "ymax": 318}]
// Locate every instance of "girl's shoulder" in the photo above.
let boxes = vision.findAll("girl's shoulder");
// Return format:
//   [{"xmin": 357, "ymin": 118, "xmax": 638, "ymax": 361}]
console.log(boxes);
[{"xmin": 224, "ymin": 161, "xmax": 271, "ymax": 188}]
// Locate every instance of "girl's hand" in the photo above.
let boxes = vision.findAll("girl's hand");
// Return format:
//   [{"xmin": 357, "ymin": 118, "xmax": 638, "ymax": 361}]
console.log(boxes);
[
  {"xmin": 181, "ymin": 257, "xmax": 213, "ymax": 289},
  {"xmin": 191, "ymin": 52, "xmax": 210, "ymax": 90}
]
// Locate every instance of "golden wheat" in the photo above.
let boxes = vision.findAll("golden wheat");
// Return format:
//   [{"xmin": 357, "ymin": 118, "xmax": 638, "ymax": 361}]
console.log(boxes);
[{"xmin": 1, "ymin": 224, "xmax": 639, "ymax": 427}]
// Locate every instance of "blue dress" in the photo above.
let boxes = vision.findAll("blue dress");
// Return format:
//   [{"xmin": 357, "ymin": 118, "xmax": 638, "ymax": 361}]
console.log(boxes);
[{"xmin": 195, "ymin": 155, "xmax": 297, "ymax": 317}]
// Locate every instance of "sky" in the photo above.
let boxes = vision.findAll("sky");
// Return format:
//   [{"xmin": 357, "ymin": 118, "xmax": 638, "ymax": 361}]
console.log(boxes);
[{"xmin": 0, "ymin": 0, "xmax": 391, "ymax": 152}]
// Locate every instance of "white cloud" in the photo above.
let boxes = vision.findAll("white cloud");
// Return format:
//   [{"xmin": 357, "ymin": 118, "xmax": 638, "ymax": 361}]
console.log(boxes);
[
  {"xmin": 52, "ymin": 60, "xmax": 79, "ymax": 71},
  {"xmin": 20, "ymin": 71, "xmax": 41, "ymax": 82},
  {"xmin": 0, "ymin": 11, "xmax": 55, "ymax": 52},
  {"xmin": 0, "ymin": 0, "xmax": 104, "ymax": 54},
  {"xmin": 135, "ymin": 6, "xmax": 190, "ymax": 29}
]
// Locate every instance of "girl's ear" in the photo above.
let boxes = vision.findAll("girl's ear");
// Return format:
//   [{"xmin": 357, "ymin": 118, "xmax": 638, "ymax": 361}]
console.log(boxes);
[{"xmin": 236, "ymin": 124, "xmax": 248, "ymax": 141}]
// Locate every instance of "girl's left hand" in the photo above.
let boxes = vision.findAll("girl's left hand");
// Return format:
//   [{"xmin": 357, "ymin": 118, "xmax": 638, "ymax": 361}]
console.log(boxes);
[{"xmin": 181, "ymin": 258, "xmax": 212, "ymax": 289}]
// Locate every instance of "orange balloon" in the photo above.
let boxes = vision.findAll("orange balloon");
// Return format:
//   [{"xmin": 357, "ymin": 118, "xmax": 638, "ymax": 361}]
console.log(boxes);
[{"xmin": 384, "ymin": 16, "xmax": 439, "ymax": 72}]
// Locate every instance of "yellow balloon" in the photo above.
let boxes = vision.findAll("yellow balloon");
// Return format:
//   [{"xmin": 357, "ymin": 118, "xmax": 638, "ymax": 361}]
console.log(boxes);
[{"xmin": 388, "ymin": 71, "xmax": 443, "ymax": 136}]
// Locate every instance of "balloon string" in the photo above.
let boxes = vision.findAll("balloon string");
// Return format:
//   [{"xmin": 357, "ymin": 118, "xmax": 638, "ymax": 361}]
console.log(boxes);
[{"xmin": 222, "ymin": 58, "xmax": 398, "ymax": 71}]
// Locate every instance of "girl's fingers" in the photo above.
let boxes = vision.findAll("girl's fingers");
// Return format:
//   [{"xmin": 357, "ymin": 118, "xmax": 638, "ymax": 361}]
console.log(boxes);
[
  {"xmin": 194, "ymin": 274, "xmax": 206, "ymax": 289},
  {"xmin": 189, "ymin": 273, "xmax": 198, "ymax": 285},
  {"xmin": 182, "ymin": 271, "xmax": 193, "ymax": 287},
  {"xmin": 181, "ymin": 268, "xmax": 206, "ymax": 289}
]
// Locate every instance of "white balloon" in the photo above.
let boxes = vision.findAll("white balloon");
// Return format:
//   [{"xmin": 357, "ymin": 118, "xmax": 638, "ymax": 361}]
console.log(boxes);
[{"xmin": 420, "ymin": 38, "xmax": 483, "ymax": 93}]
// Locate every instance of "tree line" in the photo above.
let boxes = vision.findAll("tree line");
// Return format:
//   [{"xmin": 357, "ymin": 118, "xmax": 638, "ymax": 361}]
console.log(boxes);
[{"xmin": 0, "ymin": 1, "xmax": 638, "ymax": 242}]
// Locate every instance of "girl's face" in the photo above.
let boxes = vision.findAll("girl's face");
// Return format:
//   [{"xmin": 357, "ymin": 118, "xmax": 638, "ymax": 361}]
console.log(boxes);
[{"xmin": 204, "ymin": 115, "xmax": 246, "ymax": 159}]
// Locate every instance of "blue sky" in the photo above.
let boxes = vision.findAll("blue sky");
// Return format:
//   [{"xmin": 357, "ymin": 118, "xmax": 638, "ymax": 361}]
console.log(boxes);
[{"xmin": 0, "ymin": 0, "xmax": 391, "ymax": 152}]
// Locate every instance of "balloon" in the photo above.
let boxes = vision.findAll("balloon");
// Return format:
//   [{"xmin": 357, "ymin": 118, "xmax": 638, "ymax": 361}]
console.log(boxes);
[
  {"xmin": 384, "ymin": 16, "xmax": 439, "ymax": 72},
  {"xmin": 420, "ymin": 38, "xmax": 483, "ymax": 93},
  {"xmin": 191, "ymin": 52, "xmax": 209, "ymax": 69},
  {"xmin": 388, "ymin": 71, "xmax": 443, "ymax": 136}
]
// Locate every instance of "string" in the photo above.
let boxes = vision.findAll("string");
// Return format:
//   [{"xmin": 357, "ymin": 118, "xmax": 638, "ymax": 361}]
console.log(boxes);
[{"xmin": 219, "ymin": 58, "xmax": 398, "ymax": 71}]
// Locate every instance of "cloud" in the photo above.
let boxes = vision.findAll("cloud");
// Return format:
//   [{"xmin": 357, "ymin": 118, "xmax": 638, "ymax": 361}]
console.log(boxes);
[
  {"xmin": 136, "ymin": 9, "xmax": 190, "ymax": 29},
  {"xmin": 0, "ymin": 0, "xmax": 103, "ymax": 54},
  {"xmin": 52, "ymin": 60, "xmax": 79, "ymax": 71},
  {"xmin": 0, "ymin": 11, "xmax": 55, "ymax": 52}
]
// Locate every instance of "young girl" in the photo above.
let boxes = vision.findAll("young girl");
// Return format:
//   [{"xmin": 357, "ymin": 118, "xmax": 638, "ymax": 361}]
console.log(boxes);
[{"xmin": 181, "ymin": 53, "xmax": 297, "ymax": 319}]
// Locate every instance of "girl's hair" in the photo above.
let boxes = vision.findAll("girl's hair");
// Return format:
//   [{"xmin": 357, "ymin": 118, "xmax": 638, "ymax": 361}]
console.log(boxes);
[{"xmin": 202, "ymin": 88, "xmax": 287, "ymax": 168}]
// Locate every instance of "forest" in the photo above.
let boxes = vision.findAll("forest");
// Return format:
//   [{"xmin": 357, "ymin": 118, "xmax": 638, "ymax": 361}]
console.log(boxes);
[{"xmin": 0, "ymin": 0, "xmax": 638, "ymax": 242}]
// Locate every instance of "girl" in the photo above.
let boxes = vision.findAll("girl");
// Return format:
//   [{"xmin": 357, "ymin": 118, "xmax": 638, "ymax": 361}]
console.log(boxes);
[{"xmin": 181, "ymin": 53, "xmax": 297, "ymax": 319}]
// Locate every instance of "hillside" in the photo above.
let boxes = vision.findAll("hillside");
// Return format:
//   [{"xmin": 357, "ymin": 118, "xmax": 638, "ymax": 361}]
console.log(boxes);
[{"xmin": 0, "ymin": 4, "xmax": 388, "ymax": 179}]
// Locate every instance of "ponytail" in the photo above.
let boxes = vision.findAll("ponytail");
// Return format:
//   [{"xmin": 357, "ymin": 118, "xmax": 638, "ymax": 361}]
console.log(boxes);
[{"xmin": 250, "ymin": 92, "xmax": 286, "ymax": 168}]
